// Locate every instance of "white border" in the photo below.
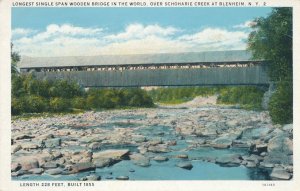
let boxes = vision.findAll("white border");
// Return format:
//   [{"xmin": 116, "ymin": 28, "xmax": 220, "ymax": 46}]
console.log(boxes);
[{"xmin": 1, "ymin": 0, "xmax": 299, "ymax": 191}]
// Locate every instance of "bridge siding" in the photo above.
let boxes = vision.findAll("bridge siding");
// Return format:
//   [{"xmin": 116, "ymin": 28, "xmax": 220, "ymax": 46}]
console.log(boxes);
[{"xmin": 34, "ymin": 66, "xmax": 269, "ymax": 87}]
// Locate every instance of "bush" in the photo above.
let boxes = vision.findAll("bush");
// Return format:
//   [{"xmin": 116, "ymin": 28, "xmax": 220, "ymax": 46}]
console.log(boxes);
[
  {"xmin": 269, "ymin": 80, "xmax": 293, "ymax": 124},
  {"xmin": 49, "ymin": 97, "xmax": 70, "ymax": 112},
  {"xmin": 49, "ymin": 80, "xmax": 84, "ymax": 98},
  {"xmin": 12, "ymin": 96, "xmax": 48, "ymax": 114},
  {"xmin": 25, "ymin": 95, "xmax": 48, "ymax": 113},
  {"xmin": 11, "ymin": 97, "xmax": 26, "ymax": 115},
  {"xmin": 149, "ymin": 87, "xmax": 216, "ymax": 104},
  {"xmin": 217, "ymin": 86, "xmax": 264, "ymax": 110},
  {"xmin": 72, "ymin": 97, "xmax": 88, "ymax": 109}
]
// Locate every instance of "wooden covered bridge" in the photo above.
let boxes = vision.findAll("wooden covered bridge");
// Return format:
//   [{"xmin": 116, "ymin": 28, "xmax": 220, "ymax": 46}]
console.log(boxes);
[{"xmin": 19, "ymin": 50, "xmax": 270, "ymax": 87}]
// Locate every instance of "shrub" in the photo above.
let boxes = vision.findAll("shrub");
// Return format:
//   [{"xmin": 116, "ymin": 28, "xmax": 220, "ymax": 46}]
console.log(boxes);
[
  {"xmin": 49, "ymin": 97, "xmax": 70, "ymax": 112},
  {"xmin": 25, "ymin": 95, "xmax": 48, "ymax": 113},
  {"xmin": 269, "ymin": 80, "xmax": 293, "ymax": 124},
  {"xmin": 11, "ymin": 97, "xmax": 26, "ymax": 115},
  {"xmin": 217, "ymin": 86, "xmax": 264, "ymax": 110},
  {"xmin": 72, "ymin": 97, "xmax": 88, "ymax": 109}
]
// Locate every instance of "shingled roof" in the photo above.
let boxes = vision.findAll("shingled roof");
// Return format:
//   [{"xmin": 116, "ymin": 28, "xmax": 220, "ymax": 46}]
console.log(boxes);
[{"xmin": 19, "ymin": 50, "xmax": 255, "ymax": 69}]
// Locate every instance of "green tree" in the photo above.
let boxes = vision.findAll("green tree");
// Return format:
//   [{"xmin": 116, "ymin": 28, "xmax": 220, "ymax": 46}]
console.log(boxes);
[
  {"xmin": 248, "ymin": 8, "xmax": 293, "ymax": 124},
  {"xmin": 248, "ymin": 8, "xmax": 292, "ymax": 81},
  {"xmin": 11, "ymin": 43, "xmax": 20, "ymax": 74}
]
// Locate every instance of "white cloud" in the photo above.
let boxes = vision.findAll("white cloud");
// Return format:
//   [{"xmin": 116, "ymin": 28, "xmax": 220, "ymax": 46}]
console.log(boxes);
[
  {"xmin": 106, "ymin": 23, "xmax": 180, "ymax": 41},
  {"xmin": 12, "ymin": 23, "xmax": 250, "ymax": 57},
  {"xmin": 12, "ymin": 28, "xmax": 37, "ymax": 38},
  {"xmin": 233, "ymin": 20, "xmax": 257, "ymax": 29}
]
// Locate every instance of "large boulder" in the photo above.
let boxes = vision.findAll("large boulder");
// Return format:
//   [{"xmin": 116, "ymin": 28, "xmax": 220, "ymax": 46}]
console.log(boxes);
[
  {"xmin": 270, "ymin": 167, "xmax": 292, "ymax": 180},
  {"xmin": 268, "ymin": 135, "xmax": 293, "ymax": 154},
  {"xmin": 147, "ymin": 145, "xmax": 169, "ymax": 153},
  {"xmin": 93, "ymin": 158, "xmax": 115, "ymax": 168},
  {"xmin": 15, "ymin": 156, "xmax": 39, "ymax": 171},
  {"xmin": 92, "ymin": 149, "xmax": 130, "ymax": 160},
  {"xmin": 282, "ymin": 124, "xmax": 293, "ymax": 132},
  {"xmin": 216, "ymin": 154, "xmax": 241, "ymax": 167},
  {"xmin": 176, "ymin": 162, "xmax": 193, "ymax": 170},
  {"xmin": 129, "ymin": 153, "xmax": 150, "ymax": 167},
  {"xmin": 44, "ymin": 138, "xmax": 61, "ymax": 148},
  {"xmin": 45, "ymin": 168, "xmax": 63, "ymax": 175},
  {"xmin": 210, "ymin": 133, "xmax": 240, "ymax": 149},
  {"xmin": 21, "ymin": 142, "xmax": 40, "ymax": 150},
  {"xmin": 241, "ymin": 127, "xmax": 271, "ymax": 141},
  {"xmin": 153, "ymin": 155, "xmax": 168, "ymax": 162},
  {"xmin": 70, "ymin": 162, "xmax": 96, "ymax": 173},
  {"xmin": 11, "ymin": 145, "xmax": 22, "ymax": 154}
]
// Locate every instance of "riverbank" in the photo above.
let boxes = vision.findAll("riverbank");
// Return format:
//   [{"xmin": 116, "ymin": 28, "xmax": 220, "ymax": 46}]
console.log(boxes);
[{"xmin": 11, "ymin": 98, "xmax": 293, "ymax": 180}]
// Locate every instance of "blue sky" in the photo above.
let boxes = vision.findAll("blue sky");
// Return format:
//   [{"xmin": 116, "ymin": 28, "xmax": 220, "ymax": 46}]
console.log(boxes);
[{"xmin": 12, "ymin": 7, "xmax": 272, "ymax": 57}]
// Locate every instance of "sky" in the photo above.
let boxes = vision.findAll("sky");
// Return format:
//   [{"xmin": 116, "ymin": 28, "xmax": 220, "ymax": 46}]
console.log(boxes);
[{"xmin": 12, "ymin": 7, "xmax": 272, "ymax": 57}]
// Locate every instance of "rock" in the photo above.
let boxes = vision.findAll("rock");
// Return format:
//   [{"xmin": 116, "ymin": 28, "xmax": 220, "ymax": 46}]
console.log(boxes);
[
  {"xmin": 16, "ymin": 156, "xmax": 39, "ymax": 171},
  {"xmin": 264, "ymin": 153, "xmax": 293, "ymax": 165},
  {"xmin": 11, "ymin": 163, "xmax": 21, "ymax": 172},
  {"xmin": 79, "ymin": 177, "xmax": 87, "ymax": 181},
  {"xmin": 11, "ymin": 170, "xmax": 26, "ymax": 177},
  {"xmin": 132, "ymin": 135, "xmax": 147, "ymax": 143},
  {"xmin": 232, "ymin": 140, "xmax": 249, "ymax": 148},
  {"xmin": 153, "ymin": 156, "xmax": 168, "ymax": 162},
  {"xmin": 243, "ymin": 154, "xmax": 264, "ymax": 163},
  {"xmin": 216, "ymin": 154, "xmax": 241, "ymax": 167},
  {"xmin": 88, "ymin": 142, "xmax": 102, "ymax": 150},
  {"xmin": 176, "ymin": 154, "xmax": 188, "ymax": 159},
  {"xmin": 149, "ymin": 139, "xmax": 163, "ymax": 146},
  {"xmin": 11, "ymin": 170, "xmax": 31, "ymax": 176},
  {"xmin": 29, "ymin": 168, "xmax": 44, "ymax": 174},
  {"xmin": 268, "ymin": 135, "xmax": 293, "ymax": 155},
  {"xmin": 270, "ymin": 167, "xmax": 292, "ymax": 180},
  {"xmin": 147, "ymin": 145, "xmax": 169, "ymax": 153},
  {"xmin": 70, "ymin": 162, "xmax": 96, "ymax": 173},
  {"xmin": 45, "ymin": 168, "xmax": 63, "ymax": 175},
  {"xmin": 52, "ymin": 151, "xmax": 62, "ymax": 159},
  {"xmin": 226, "ymin": 120, "xmax": 240, "ymax": 128},
  {"xmin": 44, "ymin": 138, "xmax": 61, "ymax": 148},
  {"xmin": 11, "ymin": 145, "xmax": 22, "ymax": 153},
  {"xmin": 37, "ymin": 133, "xmax": 54, "ymax": 140},
  {"xmin": 93, "ymin": 149, "xmax": 130, "ymax": 160},
  {"xmin": 211, "ymin": 144, "xmax": 230, "ymax": 149},
  {"xmin": 42, "ymin": 162, "xmax": 59, "ymax": 169},
  {"xmin": 282, "ymin": 124, "xmax": 293, "ymax": 132},
  {"xmin": 21, "ymin": 142, "xmax": 39, "ymax": 150},
  {"xmin": 241, "ymin": 127, "xmax": 271, "ymax": 140},
  {"xmin": 255, "ymin": 144, "xmax": 268, "ymax": 154},
  {"xmin": 176, "ymin": 162, "xmax": 193, "ymax": 170},
  {"xmin": 260, "ymin": 152, "xmax": 267, "ymax": 157},
  {"xmin": 86, "ymin": 174, "xmax": 101, "ymax": 181},
  {"xmin": 129, "ymin": 169, "xmax": 135, "ymax": 172},
  {"xmin": 93, "ymin": 158, "xmax": 115, "ymax": 168},
  {"xmin": 259, "ymin": 162, "xmax": 274, "ymax": 168},
  {"xmin": 15, "ymin": 134, "xmax": 35, "ymax": 140},
  {"xmin": 166, "ymin": 140, "xmax": 177, "ymax": 146},
  {"xmin": 130, "ymin": 154, "xmax": 150, "ymax": 167},
  {"xmin": 116, "ymin": 176, "xmax": 129, "ymax": 180},
  {"xmin": 246, "ymin": 161, "xmax": 257, "ymax": 168}
]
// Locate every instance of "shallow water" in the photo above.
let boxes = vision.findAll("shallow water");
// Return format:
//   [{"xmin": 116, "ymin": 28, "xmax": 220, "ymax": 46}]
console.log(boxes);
[
  {"xmin": 12, "ymin": 107, "xmax": 273, "ymax": 181},
  {"xmin": 13, "ymin": 159, "xmax": 271, "ymax": 181}
]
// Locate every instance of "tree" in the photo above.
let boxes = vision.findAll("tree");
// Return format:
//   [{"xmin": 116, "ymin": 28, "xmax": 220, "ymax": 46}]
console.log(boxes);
[
  {"xmin": 11, "ymin": 43, "xmax": 20, "ymax": 74},
  {"xmin": 248, "ymin": 8, "xmax": 292, "ymax": 81},
  {"xmin": 247, "ymin": 8, "xmax": 293, "ymax": 124}
]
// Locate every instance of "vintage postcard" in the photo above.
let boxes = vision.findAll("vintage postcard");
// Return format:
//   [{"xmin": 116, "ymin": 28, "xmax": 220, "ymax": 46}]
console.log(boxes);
[{"xmin": 0, "ymin": 0, "xmax": 299, "ymax": 190}]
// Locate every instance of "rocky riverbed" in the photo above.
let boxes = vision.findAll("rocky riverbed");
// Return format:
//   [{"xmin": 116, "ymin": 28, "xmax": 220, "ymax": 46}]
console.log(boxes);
[{"xmin": 11, "ymin": 99, "xmax": 293, "ymax": 180}]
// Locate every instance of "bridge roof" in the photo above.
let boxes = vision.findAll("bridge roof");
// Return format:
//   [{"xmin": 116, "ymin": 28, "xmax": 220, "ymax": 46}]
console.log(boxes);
[{"xmin": 19, "ymin": 50, "xmax": 256, "ymax": 69}]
